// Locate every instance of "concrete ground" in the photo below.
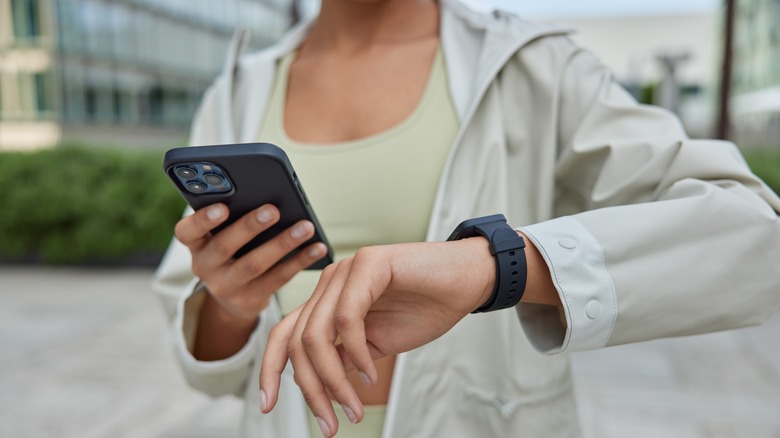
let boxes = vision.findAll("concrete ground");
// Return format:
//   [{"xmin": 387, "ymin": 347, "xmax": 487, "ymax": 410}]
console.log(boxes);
[{"xmin": 1, "ymin": 266, "xmax": 778, "ymax": 437}]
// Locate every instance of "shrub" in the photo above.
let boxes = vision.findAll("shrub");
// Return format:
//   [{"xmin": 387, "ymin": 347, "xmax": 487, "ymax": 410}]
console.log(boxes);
[
  {"xmin": 743, "ymin": 149, "xmax": 780, "ymax": 197},
  {"xmin": 0, "ymin": 145, "xmax": 185, "ymax": 264},
  {"xmin": 0, "ymin": 145, "xmax": 777, "ymax": 265}
]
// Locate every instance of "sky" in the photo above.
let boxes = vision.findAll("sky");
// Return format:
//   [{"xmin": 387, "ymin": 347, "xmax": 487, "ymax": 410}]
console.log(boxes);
[{"xmin": 460, "ymin": 0, "xmax": 721, "ymax": 19}]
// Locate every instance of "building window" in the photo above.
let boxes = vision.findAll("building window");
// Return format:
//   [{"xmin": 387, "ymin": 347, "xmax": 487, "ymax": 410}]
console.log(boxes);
[
  {"xmin": 84, "ymin": 87, "xmax": 97, "ymax": 121},
  {"xmin": 149, "ymin": 86, "xmax": 163, "ymax": 124},
  {"xmin": 33, "ymin": 72, "xmax": 54, "ymax": 114},
  {"xmin": 11, "ymin": 0, "xmax": 40, "ymax": 39}
]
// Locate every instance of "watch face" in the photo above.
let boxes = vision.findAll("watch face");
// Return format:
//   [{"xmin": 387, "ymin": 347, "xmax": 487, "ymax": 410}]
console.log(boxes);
[
  {"xmin": 463, "ymin": 214, "xmax": 507, "ymax": 228},
  {"xmin": 448, "ymin": 214, "xmax": 508, "ymax": 240}
]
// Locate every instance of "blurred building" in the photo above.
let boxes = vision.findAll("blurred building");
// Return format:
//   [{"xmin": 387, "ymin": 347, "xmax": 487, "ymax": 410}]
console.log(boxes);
[
  {"xmin": 731, "ymin": 0, "xmax": 780, "ymax": 148},
  {"xmin": 0, "ymin": 0, "xmax": 304, "ymax": 150},
  {"xmin": 558, "ymin": 13, "xmax": 719, "ymax": 138}
]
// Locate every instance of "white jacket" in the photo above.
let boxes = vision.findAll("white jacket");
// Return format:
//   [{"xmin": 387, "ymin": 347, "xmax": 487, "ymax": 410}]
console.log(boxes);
[{"xmin": 153, "ymin": 1, "xmax": 780, "ymax": 436}]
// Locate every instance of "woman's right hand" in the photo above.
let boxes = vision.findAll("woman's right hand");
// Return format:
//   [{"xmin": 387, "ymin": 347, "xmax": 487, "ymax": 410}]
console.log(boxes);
[{"xmin": 174, "ymin": 202, "xmax": 329, "ymax": 360}]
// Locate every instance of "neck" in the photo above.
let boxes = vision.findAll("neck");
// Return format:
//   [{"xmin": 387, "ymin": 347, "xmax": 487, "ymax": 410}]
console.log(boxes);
[{"xmin": 306, "ymin": 0, "xmax": 439, "ymax": 52}]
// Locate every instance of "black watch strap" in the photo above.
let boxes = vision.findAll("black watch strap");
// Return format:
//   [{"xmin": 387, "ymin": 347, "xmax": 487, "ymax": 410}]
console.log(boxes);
[{"xmin": 447, "ymin": 214, "xmax": 527, "ymax": 313}]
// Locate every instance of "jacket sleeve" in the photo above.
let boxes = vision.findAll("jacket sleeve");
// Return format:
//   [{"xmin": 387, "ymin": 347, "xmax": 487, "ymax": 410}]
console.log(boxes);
[
  {"xmin": 151, "ymin": 79, "xmax": 267, "ymax": 398},
  {"xmin": 516, "ymin": 43, "xmax": 780, "ymax": 354}
]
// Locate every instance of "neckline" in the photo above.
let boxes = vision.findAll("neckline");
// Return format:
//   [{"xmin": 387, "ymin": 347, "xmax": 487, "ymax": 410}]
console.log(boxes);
[{"xmin": 275, "ymin": 46, "xmax": 443, "ymax": 153}]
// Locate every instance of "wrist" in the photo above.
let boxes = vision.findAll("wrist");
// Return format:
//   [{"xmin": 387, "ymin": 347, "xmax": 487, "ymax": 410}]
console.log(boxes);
[
  {"xmin": 193, "ymin": 291, "xmax": 260, "ymax": 361},
  {"xmin": 453, "ymin": 236, "xmax": 497, "ymax": 311},
  {"xmin": 447, "ymin": 214, "xmax": 527, "ymax": 313},
  {"xmin": 202, "ymin": 291, "xmax": 261, "ymax": 328}
]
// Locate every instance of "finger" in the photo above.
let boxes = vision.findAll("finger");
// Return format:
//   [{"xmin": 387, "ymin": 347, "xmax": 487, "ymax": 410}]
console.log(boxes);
[
  {"xmin": 284, "ymin": 265, "xmax": 342, "ymax": 434},
  {"xmin": 248, "ymin": 242, "xmax": 328, "ymax": 298},
  {"xmin": 333, "ymin": 248, "xmax": 392, "ymax": 385},
  {"xmin": 226, "ymin": 218, "xmax": 317, "ymax": 286},
  {"xmin": 335, "ymin": 342, "xmax": 386, "ymax": 374},
  {"xmin": 289, "ymin": 337, "xmax": 341, "ymax": 437},
  {"xmin": 201, "ymin": 204, "xmax": 281, "ymax": 267},
  {"xmin": 302, "ymin": 259, "xmax": 364, "ymax": 424},
  {"xmin": 259, "ymin": 304, "xmax": 302, "ymax": 414},
  {"xmin": 258, "ymin": 262, "xmax": 335, "ymax": 413},
  {"xmin": 174, "ymin": 203, "xmax": 228, "ymax": 250}
]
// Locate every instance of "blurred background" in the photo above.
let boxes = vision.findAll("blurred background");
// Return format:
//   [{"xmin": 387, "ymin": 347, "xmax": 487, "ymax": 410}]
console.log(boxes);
[
  {"xmin": 2, "ymin": 0, "xmax": 780, "ymax": 151},
  {"xmin": 0, "ymin": 0, "xmax": 778, "ymax": 437}
]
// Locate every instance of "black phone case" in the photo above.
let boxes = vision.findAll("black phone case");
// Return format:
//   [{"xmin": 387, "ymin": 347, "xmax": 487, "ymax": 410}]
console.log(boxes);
[{"xmin": 163, "ymin": 142, "xmax": 333, "ymax": 269}]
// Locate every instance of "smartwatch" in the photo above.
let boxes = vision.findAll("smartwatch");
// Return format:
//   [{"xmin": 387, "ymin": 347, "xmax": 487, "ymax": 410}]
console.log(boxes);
[{"xmin": 447, "ymin": 214, "xmax": 527, "ymax": 313}]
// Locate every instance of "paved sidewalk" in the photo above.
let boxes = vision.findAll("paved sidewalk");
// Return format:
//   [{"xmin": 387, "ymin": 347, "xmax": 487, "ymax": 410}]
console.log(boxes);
[{"xmin": 0, "ymin": 266, "xmax": 778, "ymax": 437}]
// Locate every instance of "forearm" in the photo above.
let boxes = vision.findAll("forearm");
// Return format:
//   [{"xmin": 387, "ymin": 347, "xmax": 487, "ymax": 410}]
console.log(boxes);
[
  {"xmin": 259, "ymin": 231, "xmax": 565, "ymax": 429},
  {"xmin": 193, "ymin": 292, "xmax": 263, "ymax": 361}
]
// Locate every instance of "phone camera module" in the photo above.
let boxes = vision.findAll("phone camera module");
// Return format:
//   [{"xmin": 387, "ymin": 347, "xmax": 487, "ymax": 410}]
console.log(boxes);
[
  {"xmin": 186, "ymin": 181, "xmax": 207, "ymax": 194},
  {"xmin": 171, "ymin": 162, "xmax": 232, "ymax": 195},
  {"xmin": 203, "ymin": 174, "xmax": 224, "ymax": 185},
  {"xmin": 176, "ymin": 167, "xmax": 197, "ymax": 179}
]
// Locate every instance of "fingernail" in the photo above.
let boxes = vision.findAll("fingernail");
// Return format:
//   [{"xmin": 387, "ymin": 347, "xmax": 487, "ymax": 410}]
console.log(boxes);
[
  {"xmin": 315, "ymin": 416, "xmax": 330, "ymax": 437},
  {"xmin": 207, "ymin": 205, "xmax": 223, "ymax": 221},
  {"xmin": 308, "ymin": 245, "xmax": 324, "ymax": 258},
  {"xmin": 359, "ymin": 371, "xmax": 372, "ymax": 387},
  {"xmin": 259, "ymin": 389, "xmax": 267, "ymax": 412},
  {"xmin": 257, "ymin": 207, "xmax": 274, "ymax": 223},
  {"xmin": 342, "ymin": 404, "xmax": 357, "ymax": 424},
  {"xmin": 291, "ymin": 222, "xmax": 310, "ymax": 239}
]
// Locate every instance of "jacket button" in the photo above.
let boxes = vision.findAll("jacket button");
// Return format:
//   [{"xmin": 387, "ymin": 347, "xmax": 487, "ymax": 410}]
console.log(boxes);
[
  {"xmin": 586, "ymin": 300, "xmax": 601, "ymax": 319},
  {"xmin": 558, "ymin": 238, "xmax": 577, "ymax": 249}
]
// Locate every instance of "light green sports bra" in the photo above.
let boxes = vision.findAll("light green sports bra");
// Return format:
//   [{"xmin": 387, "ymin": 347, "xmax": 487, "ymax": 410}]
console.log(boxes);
[{"xmin": 257, "ymin": 46, "xmax": 458, "ymax": 438}]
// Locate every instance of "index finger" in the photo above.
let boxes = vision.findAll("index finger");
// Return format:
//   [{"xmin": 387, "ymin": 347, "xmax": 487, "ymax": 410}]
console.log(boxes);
[
  {"xmin": 174, "ymin": 204, "xmax": 228, "ymax": 249},
  {"xmin": 259, "ymin": 304, "xmax": 303, "ymax": 414}
]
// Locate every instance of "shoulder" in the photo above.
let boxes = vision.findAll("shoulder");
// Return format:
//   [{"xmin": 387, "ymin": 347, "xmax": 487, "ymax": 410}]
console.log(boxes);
[
  {"xmin": 443, "ymin": 0, "xmax": 573, "ymax": 40},
  {"xmin": 442, "ymin": 0, "xmax": 579, "ymax": 72},
  {"xmin": 238, "ymin": 18, "xmax": 311, "ymax": 76},
  {"xmin": 194, "ymin": 32, "xmax": 295, "ymax": 118},
  {"xmin": 237, "ymin": 44, "xmax": 284, "ymax": 76},
  {"xmin": 205, "ymin": 18, "xmax": 311, "ymax": 100}
]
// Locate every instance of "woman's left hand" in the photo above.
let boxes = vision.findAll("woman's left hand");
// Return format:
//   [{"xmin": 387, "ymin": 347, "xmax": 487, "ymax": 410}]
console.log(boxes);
[{"xmin": 258, "ymin": 238, "xmax": 496, "ymax": 437}]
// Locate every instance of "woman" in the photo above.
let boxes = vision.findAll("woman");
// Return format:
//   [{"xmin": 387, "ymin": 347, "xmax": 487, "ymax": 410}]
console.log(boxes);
[{"xmin": 153, "ymin": 0, "xmax": 780, "ymax": 437}]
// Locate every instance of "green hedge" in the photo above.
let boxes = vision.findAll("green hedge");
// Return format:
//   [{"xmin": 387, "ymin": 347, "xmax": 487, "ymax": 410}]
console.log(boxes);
[
  {"xmin": 743, "ymin": 149, "xmax": 780, "ymax": 197},
  {"xmin": 0, "ymin": 145, "xmax": 185, "ymax": 264},
  {"xmin": 0, "ymin": 145, "xmax": 777, "ymax": 265}
]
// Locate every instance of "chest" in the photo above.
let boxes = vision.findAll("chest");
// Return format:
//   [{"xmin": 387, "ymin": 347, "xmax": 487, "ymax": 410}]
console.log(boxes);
[
  {"xmin": 284, "ymin": 40, "xmax": 439, "ymax": 143},
  {"xmin": 257, "ymin": 42, "xmax": 461, "ymax": 258}
]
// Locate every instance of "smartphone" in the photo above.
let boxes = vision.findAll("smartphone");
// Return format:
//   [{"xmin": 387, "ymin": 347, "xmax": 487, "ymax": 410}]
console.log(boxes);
[{"xmin": 163, "ymin": 142, "xmax": 333, "ymax": 269}]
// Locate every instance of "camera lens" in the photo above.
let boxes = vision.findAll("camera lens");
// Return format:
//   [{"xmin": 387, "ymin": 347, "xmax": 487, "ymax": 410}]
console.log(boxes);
[
  {"xmin": 186, "ymin": 181, "xmax": 207, "ymax": 194},
  {"xmin": 176, "ymin": 167, "xmax": 197, "ymax": 179},
  {"xmin": 203, "ymin": 174, "xmax": 223, "ymax": 185}
]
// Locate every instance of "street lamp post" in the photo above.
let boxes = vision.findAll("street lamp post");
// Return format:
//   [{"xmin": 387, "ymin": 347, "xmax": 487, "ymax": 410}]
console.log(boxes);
[{"xmin": 716, "ymin": 0, "xmax": 735, "ymax": 140}]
